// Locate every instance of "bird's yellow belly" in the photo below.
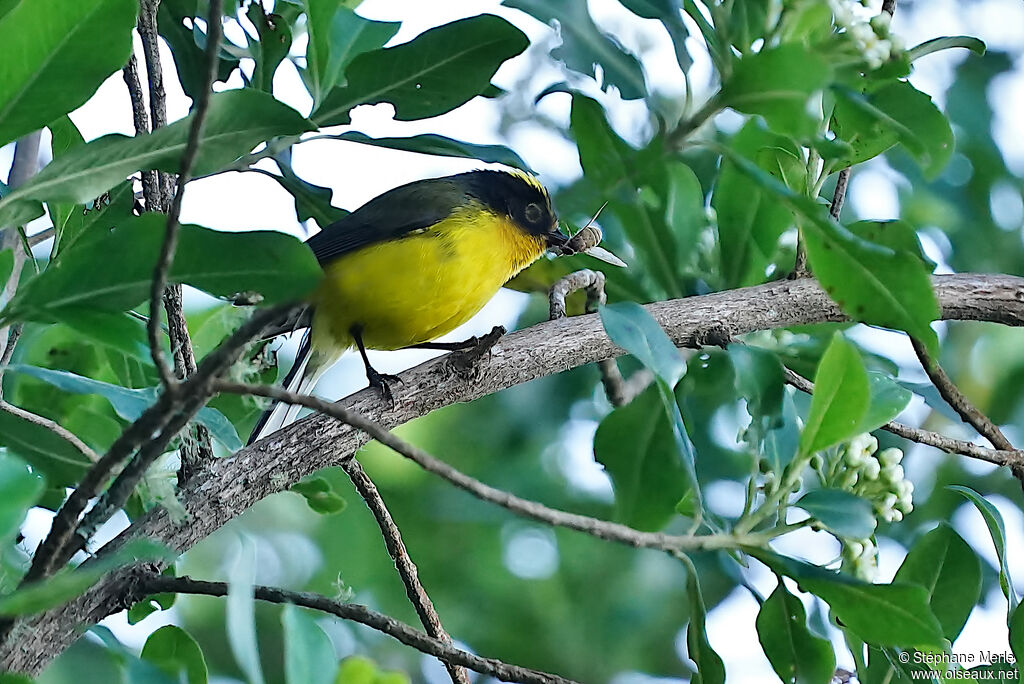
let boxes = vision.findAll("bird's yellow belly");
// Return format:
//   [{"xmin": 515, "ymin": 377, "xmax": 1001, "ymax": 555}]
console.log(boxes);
[{"xmin": 311, "ymin": 209, "xmax": 546, "ymax": 352}]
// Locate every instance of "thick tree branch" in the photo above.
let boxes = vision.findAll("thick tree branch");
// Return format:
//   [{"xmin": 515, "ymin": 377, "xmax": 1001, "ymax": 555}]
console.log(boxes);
[
  {"xmin": 5, "ymin": 273, "xmax": 1024, "ymax": 673},
  {"xmin": 342, "ymin": 460, "xmax": 470, "ymax": 684},
  {"xmin": 135, "ymin": 574, "xmax": 579, "ymax": 684}
]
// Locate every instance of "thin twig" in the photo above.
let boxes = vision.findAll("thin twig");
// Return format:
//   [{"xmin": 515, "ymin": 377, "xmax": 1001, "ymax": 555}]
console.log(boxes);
[
  {"xmin": 882, "ymin": 0, "xmax": 896, "ymax": 16},
  {"xmin": 146, "ymin": 0, "xmax": 224, "ymax": 388},
  {"xmin": 782, "ymin": 366, "xmax": 1024, "ymax": 467},
  {"xmin": 19, "ymin": 304, "xmax": 291, "ymax": 588},
  {"xmin": 121, "ymin": 54, "xmax": 161, "ymax": 212},
  {"xmin": 829, "ymin": 167, "xmax": 851, "ymax": 221},
  {"xmin": 26, "ymin": 229, "xmax": 54, "ymax": 248},
  {"xmin": 909, "ymin": 337, "xmax": 1014, "ymax": 451},
  {"xmin": 137, "ymin": 574, "xmax": 580, "ymax": 684},
  {"xmin": 213, "ymin": 381, "xmax": 744, "ymax": 553},
  {"xmin": 0, "ymin": 400, "xmax": 98, "ymax": 463},
  {"xmin": 342, "ymin": 460, "xmax": 470, "ymax": 684},
  {"xmin": 137, "ymin": 0, "xmax": 172, "ymax": 205}
]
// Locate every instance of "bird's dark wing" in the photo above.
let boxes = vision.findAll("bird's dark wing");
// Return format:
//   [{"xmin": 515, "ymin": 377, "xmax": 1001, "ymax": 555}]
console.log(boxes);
[{"xmin": 306, "ymin": 178, "xmax": 466, "ymax": 264}]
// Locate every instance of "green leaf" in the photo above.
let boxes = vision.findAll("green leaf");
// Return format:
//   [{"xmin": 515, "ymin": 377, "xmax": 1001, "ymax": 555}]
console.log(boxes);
[
  {"xmin": 227, "ymin": 541, "xmax": 265, "ymax": 684},
  {"xmin": 331, "ymin": 132, "xmax": 532, "ymax": 171},
  {"xmin": 0, "ymin": 539, "xmax": 171, "ymax": 615},
  {"xmin": 246, "ymin": 2, "xmax": 295, "ymax": 92},
  {"xmin": 129, "ymin": 589, "xmax": 176, "ymax": 625},
  {"xmin": 712, "ymin": 123, "xmax": 801, "ymax": 287},
  {"xmin": 683, "ymin": 559, "xmax": 726, "ymax": 684},
  {"xmin": 832, "ymin": 81, "xmax": 954, "ymax": 179},
  {"xmin": 948, "ymin": 485, "xmax": 1017, "ymax": 612},
  {"xmin": 894, "ymin": 524, "xmax": 981, "ymax": 641},
  {"xmin": 796, "ymin": 489, "xmax": 876, "ymax": 540},
  {"xmin": 283, "ymin": 605, "xmax": 336, "ymax": 684},
  {"xmin": 0, "ymin": 0, "xmax": 137, "ymax": 148},
  {"xmin": 756, "ymin": 580, "xmax": 836, "ymax": 684},
  {"xmin": 730, "ymin": 344, "xmax": 785, "ymax": 428},
  {"xmin": 7, "ymin": 364, "xmax": 243, "ymax": 451},
  {"xmin": 4, "ymin": 214, "xmax": 322, "ymax": 323},
  {"xmin": 302, "ymin": 3, "xmax": 399, "ymax": 105},
  {"xmin": 721, "ymin": 44, "xmax": 832, "ymax": 139},
  {"xmin": 314, "ymin": 15, "xmax": 528, "ymax": 125},
  {"xmin": 769, "ymin": 204, "xmax": 939, "ymax": 356},
  {"xmin": 753, "ymin": 550, "xmax": 946, "ymax": 648},
  {"xmin": 158, "ymin": 0, "xmax": 240, "ymax": 101},
  {"xmin": 798, "ymin": 335, "xmax": 869, "ymax": 456},
  {"xmin": 618, "ymin": 0, "xmax": 691, "ymax": 70},
  {"xmin": 599, "ymin": 302, "xmax": 684, "ymax": 387},
  {"xmin": 1010, "ymin": 603, "xmax": 1024, "ymax": 678},
  {"xmin": 0, "ymin": 89, "xmax": 315, "ymax": 226},
  {"xmin": 505, "ymin": 0, "xmax": 647, "ymax": 100},
  {"xmin": 0, "ymin": 409, "xmax": 92, "ymax": 487},
  {"xmin": 0, "ymin": 452, "xmax": 44, "ymax": 546},
  {"xmin": 859, "ymin": 372, "xmax": 912, "ymax": 433},
  {"xmin": 593, "ymin": 386, "xmax": 690, "ymax": 531},
  {"xmin": 0, "ymin": 250, "xmax": 13, "ymax": 291},
  {"xmin": 271, "ymin": 150, "xmax": 348, "ymax": 226},
  {"xmin": 141, "ymin": 625, "xmax": 209, "ymax": 684},
  {"xmin": 291, "ymin": 477, "xmax": 347, "ymax": 515},
  {"xmin": 907, "ymin": 36, "xmax": 986, "ymax": 63}
]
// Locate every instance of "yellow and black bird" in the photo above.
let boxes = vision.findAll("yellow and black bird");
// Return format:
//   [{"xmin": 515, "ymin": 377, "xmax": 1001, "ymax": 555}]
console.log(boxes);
[{"xmin": 250, "ymin": 169, "xmax": 569, "ymax": 442}]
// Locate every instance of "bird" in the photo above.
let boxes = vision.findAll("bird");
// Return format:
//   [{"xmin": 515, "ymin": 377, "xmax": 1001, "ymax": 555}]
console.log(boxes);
[{"xmin": 248, "ymin": 169, "xmax": 570, "ymax": 443}]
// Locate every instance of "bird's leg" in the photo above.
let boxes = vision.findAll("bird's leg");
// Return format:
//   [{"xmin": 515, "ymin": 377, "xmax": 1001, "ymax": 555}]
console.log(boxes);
[
  {"xmin": 351, "ymin": 325, "xmax": 403, "ymax": 404},
  {"xmin": 407, "ymin": 337, "xmax": 481, "ymax": 351},
  {"xmin": 446, "ymin": 325, "xmax": 506, "ymax": 377}
]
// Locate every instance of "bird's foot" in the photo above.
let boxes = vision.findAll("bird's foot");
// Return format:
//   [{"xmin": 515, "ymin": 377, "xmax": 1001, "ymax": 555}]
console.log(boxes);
[
  {"xmin": 445, "ymin": 325, "xmax": 505, "ymax": 379},
  {"xmin": 367, "ymin": 368, "xmax": 403, "ymax": 405}
]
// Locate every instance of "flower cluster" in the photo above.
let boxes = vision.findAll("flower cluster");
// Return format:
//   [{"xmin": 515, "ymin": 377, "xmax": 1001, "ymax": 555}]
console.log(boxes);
[
  {"xmin": 828, "ymin": 0, "xmax": 905, "ymax": 69},
  {"xmin": 834, "ymin": 434, "xmax": 914, "ymax": 523}
]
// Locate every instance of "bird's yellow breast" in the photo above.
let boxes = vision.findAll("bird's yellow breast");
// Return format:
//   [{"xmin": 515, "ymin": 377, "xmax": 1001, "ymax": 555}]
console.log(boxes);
[{"xmin": 311, "ymin": 203, "xmax": 547, "ymax": 353}]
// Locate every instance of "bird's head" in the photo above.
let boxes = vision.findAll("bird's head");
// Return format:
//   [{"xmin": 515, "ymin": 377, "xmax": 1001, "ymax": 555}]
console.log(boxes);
[{"xmin": 459, "ymin": 169, "xmax": 567, "ymax": 248}]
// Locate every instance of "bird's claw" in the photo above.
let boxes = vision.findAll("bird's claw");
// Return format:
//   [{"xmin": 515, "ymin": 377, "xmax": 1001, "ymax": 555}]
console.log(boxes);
[{"xmin": 367, "ymin": 369, "xmax": 403, "ymax": 405}]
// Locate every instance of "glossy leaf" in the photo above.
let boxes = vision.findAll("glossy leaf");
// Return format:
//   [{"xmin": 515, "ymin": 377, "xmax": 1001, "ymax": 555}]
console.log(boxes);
[
  {"xmin": 246, "ymin": 2, "xmax": 295, "ymax": 92},
  {"xmin": 3, "ymin": 214, "xmax": 322, "ymax": 323},
  {"xmin": 0, "ymin": 250, "xmax": 13, "ymax": 291},
  {"xmin": 1010, "ymin": 602, "xmax": 1024, "ymax": 675},
  {"xmin": 684, "ymin": 560, "xmax": 726, "ymax": 684},
  {"xmin": 712, "ymin": 123, "xmax": 800, "ymax": 287},
  {"xmin": 0, "ymin": 89, "xmax": 315, "ymax": 226},
  {"xmin": 0, "ymin": 0, "xmax": 137, "ymax": 148},
  {"xmin": 796, "ymin": 489, "xmax": 876, "ymax": 540},
  {"xmin": 141, "ymin": 626, "xmax": 209, "ymax": 684},
  {"xmin": 593, "ymin": 386, "xmax": 690, "ymax": 531},
  {"xmin": 0, "ymin": 452, "xmax": 43, "ymax": 546},
  {"xmin": 158, "ymin": 0, "xmax": 240, "ymax": 101},
  {"xmin": 505, "ymin": 0, "xmax": 647, "ymax": 99},
  {"xmin": 832, "ymin": 81, "xmax": 954, "ymax": 179},
  {"xmin": 0, "ymin": 539, "xmax": 171, "ymax": 615},
  {"xmin": 315, "ymin": 15, "xmax": 527, "ymax": 125},
  {"xmin": 754, "ymin": 550, "xmax": 945, "ymax": 648},
  {"xmin": 600, "ymin": 302, "xmax": 684, "ymax": 387},
  {"xmin": 948, "ymin": 485, "xmax": 1017, "ymax": 611},
  {"xmin": 272, "ymin": 150, "xmax": 348, "ymax": 226},
  {"xmin": 756, "ymin": 580, "xmax": 836, "ymax": 684},
  {"xmin": 0, "ymin": 410, "xmax": 92, "ymax": 487},
  {"xmin": 283, "ymin": 605, "xmax": 336, "ymax": 684},
  {"xmin": 719, "ymin": 151, "xmax": 941, "ymax": 354},
  {"xmin": 618, "ymin": 0, "xmax": 691, "ymax": 70},
  {"xmin": 332, "ymin": 132, "xmax": 532, "ymax": 171},
  {"xmin": 7, "ymin": 364, "xmax": 243, "ymax": 451},
  {"xmin": 907, "ymin": 36, "xmax": 986, "ymax": 63},
  {"xmin": 722, "ymin": 44, "xmax": 831, "ymax": 139},
  {"xmin": 859, "ymin": 372, "xmax": 912, "ymax": 433},
  {"xmin": 894, "ymin": 524, "xmax": 981, "ymax": 641},
  {"xmin": 799, "ymin": 335, "xmax": 869, "ymax": 456},
  {"xmin": 302, "ymin": 3, "xmax": 399, "ymax": 105}
]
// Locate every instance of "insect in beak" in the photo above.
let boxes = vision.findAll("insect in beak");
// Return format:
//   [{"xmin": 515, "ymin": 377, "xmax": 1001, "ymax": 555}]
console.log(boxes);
[{"xmin": 554, "ymin": 202, "xmax": 627, "ymax": 267}]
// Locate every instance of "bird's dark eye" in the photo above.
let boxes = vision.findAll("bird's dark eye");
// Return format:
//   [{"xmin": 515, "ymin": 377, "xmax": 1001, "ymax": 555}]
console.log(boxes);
[{"xmin": 524, "ymin": 202, "xmax": 543, "ymax": 224}]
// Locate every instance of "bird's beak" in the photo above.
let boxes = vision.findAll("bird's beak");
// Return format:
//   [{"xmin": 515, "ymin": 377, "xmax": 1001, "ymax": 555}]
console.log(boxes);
[{"xmin": 545, "ymin": 228, "xmax": 569, "ymax": 249}]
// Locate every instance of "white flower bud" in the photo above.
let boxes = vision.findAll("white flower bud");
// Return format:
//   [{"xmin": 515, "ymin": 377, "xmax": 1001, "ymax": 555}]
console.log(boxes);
[
  {"xmin": 879, "ymin": 448, "xmax": 903, "ymax": 467},
  {"xmin": 882, "ymin": 464, "xmax": 905, "ymax": 484},
  {"xmin": 847, "ymin": 541, "xmax": 864, "ymax": 557},
  {"xmin": 880, "ymin": 493, "xmax": 898, "ymax": 511},
  {"xmin": 897, "ymin": 480, "xmax": 914, "ymax": 498},
  {"xmin": 862, "ymin": 458, "xmax": 880, "ymax": 480},
  {"xmin": 870, "ymin": 13, "xmax": 891, "ymax": 34}
]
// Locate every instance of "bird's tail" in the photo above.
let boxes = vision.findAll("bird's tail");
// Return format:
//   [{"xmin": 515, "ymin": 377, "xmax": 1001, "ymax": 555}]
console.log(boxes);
[{"xmin": 248, "ymin": 331, "xmax": 328, "ymax": 445}]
